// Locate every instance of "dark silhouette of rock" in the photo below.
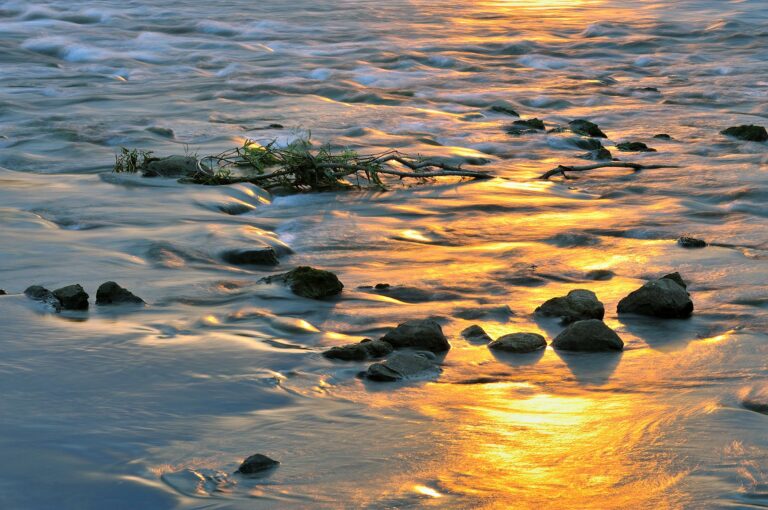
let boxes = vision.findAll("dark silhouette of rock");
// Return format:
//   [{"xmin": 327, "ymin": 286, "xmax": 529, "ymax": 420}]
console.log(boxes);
[
  {"xmin": 677, "ymin": 236, "xmax": 706, "ymax": 249},
  {"xmin": 721, "ymin": 125, "xmax": 768, "ymax": 142},
  {"xmin": 222, "ymin": 247, "xmax": 279, "ymax": 266},
  {"xmin": 490, "ymin": 105, "xmax": 519, "ymax": 117},
  {"xmin": 535, "ymin": 289, "xmax": 605, "ymax": 324},
  {"xmin": 661, "ymin": 272, "xmax": 688, "ymax": 289},
  {"xmin": 143, "ymin": 155, "xmax": 200, "ymax": 177},
  {"xmin": 489, "ymin": 332, "xmax": 546, "ymax": 353},
  {"xmin": 616, "ymin": 141, "xmax": 656, "ymax": 152},
  {"xmin": 260, "ymin": 266, "xmax": 343, "ymax": 299},
  {"xmin": 365, "ymin": 351, "xmax": 438, "ymax": 381},
  {"xmin": 585, "ymin": 269, "xmax": 615, "ymax": 281},
  {"xmin": 569, "ymin": 119, "xmax": 607, "ymax": 138},
  {"xmin": 53, "ymin": 284, "xmax": 89, "ymax": 310},
  {"xmin": 96, "ymin": 281, "xmax": 145, "ymax": 305},
  {"xmin": 236, "ymin": 454, "xmax": 279, "ymax": 474},
  {"xmin": 0, "ymin": 289, "xmax": 6, "ymax": 295},
  {"xmin": 552, "ymin": 319, "xmax": 624, "ymax": 351},
  {"xmin": 381, "ymin": 319, "xmax": 450, "ymax": 353},
  {"xmin": 617, "ymin": 275, "xmax": 693, "ymax": 318},
  {"xmin": 506, "ymin": 118, "xmax": 544, "ymax": 135},
  {"xmin": 24, "ymin": 285, "xmax": 61, "ymax": 311},
  {"xmin": 653, "ymin": 133, "xmax": 672, "ymax": 140},
  {"xmin": 461, "ymin": 324, "xmax": 492, "ymax": 343},
  {"xmin": 323, "ymin": 339, "xmax": 393, "ymax": 361}
]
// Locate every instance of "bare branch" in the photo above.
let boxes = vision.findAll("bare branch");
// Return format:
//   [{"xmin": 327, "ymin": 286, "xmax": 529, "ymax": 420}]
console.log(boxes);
[{"xmin": 538, "ymin": 162, "xmax": 680, "ymax": 180}]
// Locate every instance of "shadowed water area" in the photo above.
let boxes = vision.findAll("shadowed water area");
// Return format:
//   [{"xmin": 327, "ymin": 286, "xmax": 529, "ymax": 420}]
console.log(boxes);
[{"xmin": 1, "ymin": 0, "xmax": 768, "ymax": 508}]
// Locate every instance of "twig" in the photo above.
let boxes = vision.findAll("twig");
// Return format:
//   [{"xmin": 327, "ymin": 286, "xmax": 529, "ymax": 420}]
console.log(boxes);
[{"xmin": 539, "ymin": 162, "xmax": 679, "ymax": 180}]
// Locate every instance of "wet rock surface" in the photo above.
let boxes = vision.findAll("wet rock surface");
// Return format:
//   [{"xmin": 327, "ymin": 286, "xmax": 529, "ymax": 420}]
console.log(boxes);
[
  {"xmin": 506, "ymin": 118, "xmax": 545, "ymax": 134},
  {"xmin": 585, "ymin": 269, "xmax": 615, "ymax": 281},
  {"xmin": 222, "ymin": 247, "xmax": 279, "ymax": 266},
  {"xmin": 142, "ymin": 155, "xmax": 200, "ymax": 177},
  {"xmin": 365, "ymin": 351, "xmax": 439, "ymax": 381},
  {"xmin": 535, "ymin": 289, "xmax": 605, "ymax": 324},
  {"xmin": 96, "ymin": 281, "xmax": 145, "ymax": 305},
  {"xmin": 677, "ymin": 236, "xmax": 707, "ymax": 248},
  {"xmin": 617, "ymin": 275, "xmax": 693, "ymax": 318},
  {"xmin": 323, "ymin": 339, "xmax": 394, "ymax": 361},
  {"xmin": 489, "ymin": 332, "xmax": 547, "ymax": 353},
  {"xmin": 721, "ymin": 125, "xmax": 768, "ymax": 142},
  {"xmin": 461, "ymin": 324, "xmax": 492, "ymax": 343},
  {"xmin": 53, "ymin": 284, "xmax": 89, "ymax": 310},
  {"xmin": 569, "ymin": 119, "xmax": 607, "ymax": 138},
  {"xmin": 261, "ymin": 266, "xmax": 343, "ymax": 299},
  {"xmin": 616, "ymin": 141, "xmax": 656, "ymax": 152},
  {"xmin": 236, "ymin": 454, "xmax": 279, "ymax": 475},
  {"xmin": 380, "ymin": 319, "xmax": 450, "ymax": 353},
  {"xmin": 552, "ymin": 319, "xmax": 624, "ymax": 352},
  {"xmin": 24, "ymin": 285, "xmax": 62, "ymax": 311}
]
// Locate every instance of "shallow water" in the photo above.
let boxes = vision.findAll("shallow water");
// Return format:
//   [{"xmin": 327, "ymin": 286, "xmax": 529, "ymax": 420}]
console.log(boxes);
[{"xmin": 1, "ymin": 0, "xmax": 768, "ymax": 508}]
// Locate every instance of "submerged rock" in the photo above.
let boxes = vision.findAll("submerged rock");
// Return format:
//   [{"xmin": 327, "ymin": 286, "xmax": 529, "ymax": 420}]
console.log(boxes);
[
  {"xmin": 236, "ymin": 454, "xmax": 279, "ymax": 475},
  {"xmin": 585, "ymin": 269, "xmax": 615, "ymax": 281},
  {"xmin": 653, "ymin": 133, "xmax": 672, "ymax": 140},
  {"xmin": 369, "ymin": 285, "xmax": 460, "ymax": 304},
  {"xmin": 677, "ymin": 236, "xmax": 707, "ymax": 249},
  {"xmin": 461, "ymin": 324, "xmax": 492, "ymax": 343},
  {"xmin": 535, "ymin": 289, "xmax": 605, "ymax": 324},
  {"xmin": 261, "ymin": 266, "xmax": 343, "ymax": 299},
  {"xmin": 381, "ymin": 319, "xmax": 450, "ymax": 353},
  {"xmin": 0, "ymin": 289, "xmax": 5, "ymax": 295},
  {"xmin": 53, "ymin": 284, "xmax": 89, "ymax": 310},
  {"xmin": 552, "ymin": 319, "xmax": 624, "ymax": 352},
  {"xmin": 489, "ymin": 332, "xmax": 546, "ymax": 353},
  {"xmin": 142, "ymin": 155, "xmax": 200, "ymax": 178},
  {"xmin": 617, "ymin": 275, "xmax": 693, "ymax": 318},
  {"xmin": 569, "ymin": 119, "xmax": 607, "ymax": 138},
  {"xmin": 222, "ymin": 247, "xmax": 279, "ymax": 266},
  {"xmin": 323, "ymin": 339, "xmax": 393, "ymax": 361},
  {"xmin": 588, "ymin": 147, "xmax": 613, "ymax": 161},
  {"xmin": 365, "ymin": 351, "xmax": 438, "ymax": 382},
  {"xmin": 490, "ymin": 105, "xmax": 519, "ymax": 117},
  {"xmin": 96, "ymin": 281, "xmax": 145, "ymax": 305},
  {"xmin": 24, "ymin": 285, "xmax": 61, "ymax": 311},
  {"xmin": 616, "ymin": 141, "xmax": 656, "ymax": 152},
  {"xmin": 721, "ymin": 125, "xmax": 768, "ymax": 142}
]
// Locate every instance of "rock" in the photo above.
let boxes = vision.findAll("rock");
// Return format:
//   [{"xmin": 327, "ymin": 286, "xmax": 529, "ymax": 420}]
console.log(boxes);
[
  {"xmin": 0, "ymin": 289, "xmax": 5, "ymax": 295},
  {"xmin": 677, "ymin": 236, "xmax": 707, "ymax": 249},
  {"xmin": 551, "ymin": 319, "xmax": 624, "ymax": 352},
  {"xmin": 222, "ymin": 247, "xmax": 279, "ymax": 266},
  {"xmin": 490, "ymin": 105, "xmax": 519, "ymax": 117},
  {"xmin": 535, "ymin": 289, "xmax": 605, "ymax": 324},
  {"xmin": 653, "ymin": 133, "xmax": 672, "ymax": 140},
  {"xmin": 661, "ymin": 272, "xmax": 688, "ymax": 289},
  {"xmin": 381, "ymin": 319, "xmax": 450, "ymax": 353},
  {"xmin": 569, "ymin": 119, "xmax": 607, "ymax": 138},
  {"xmin": 461, "ymin": 325, "xmax": 492, "ymax": 343},
  {"xmin": 142, "ymin": 155, "xmax": 200, "ymax": 178},
  {"xmin": 489, "ymin": 332, "xmax": 546, "ymax": 353},
  {"xmin": 616, "ymin": 141, "xmax": 656, "ymax": 152},
  {"xmin": 617, "ymin": 276, "xmax": 693, "ymax": 318},
  {"xmin": 323, "ymin": 339, "xmax": 393, "ymax": 361},
  {"xmin": 572, "ymin": 138, "xmax": 604, "ymax": 151},
  {"xmin": 374, "ymin": 283, "xmax": 390, "ymax": 289},
  {"xmin": 53, "ymin": 284, "xmax": 89, "ymax": 310},
  {"xmin": 721, "ymin": 125, "xmax": 768, "ymax": 142},
  {"xmin": 365, "ymin": 351, "xmax": 438, "ymax": 381},
  {"xmin": 95, "ymin": 281, "xmax": 145, "ymax": 305},
  {"xmin": 585, "ymin": 269, "xmax": 615, "ymax": 281},
  {"xmin": 260, "ymin": 266, "xmax": 343, "ymax": 299},
  {"xmin": 506, "ymin": 118, "xmax": 545, "ymax": 135},
  {"xmin": 24, "ymin": 285, "xmax": 61, "ymax": 311},
  {"xmin": 369, "ymin": 285, "xmax": 460, "ymax": 304},
  {"xmin": 236, "ymin": 454, "xmax": 279, "ymax": 475},
  {"xmin": 454, "ymin": 305, "xmax": 514, "ymax": 321}
]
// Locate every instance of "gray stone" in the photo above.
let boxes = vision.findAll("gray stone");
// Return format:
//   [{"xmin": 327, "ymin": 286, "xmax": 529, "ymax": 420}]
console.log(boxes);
[
  {"xmin": 461, "ymin": 324, "xmax": 492, "ymax": 343},
  {"xmin": 552, "ymin": 319, "xmax": 624, "ymax": 352},
  {"xmin": 142, "ymin": 155, "xmax": 200, "ymax": 178},
  {"xmin": 96, "ymin": 281, "xmax": 144, "ymax": 305},
  {"xmin": 535, "ymin": 289, "xmax": 605, "ymax": 324},
  {"xmin": 24, "ymin": 285, "xmax": 61, "ymax": 312},
  {"xmin": 365, "ymin": 351, "xmax": 438, "ymax": 382},
  {"xmin": 222, "ymin": 247, "xmax": 279, "ymax": 266},
  {"xmin": 381, "ymin": 319, "xmax": 450, "ymax": 353},
  {"xmin": 323, "ymin": 339, "xmax": 393, "ymax": 361},
  {"xmin": 617, "ymin": 276, "xmax": 693, "ymax": 318},
  {"xmin": 53, "ymin": 284, "xmax": 89, "ymax": 310},
  {"xmin": 489, "ymin": 332, "xmax": 547, "ymax": 353},
  {"xmin": 236, "ymin": 454, "xmax": 279, "ymax": 474},
  {"xmin": 260, "ymin": 266, "xmax": 343, "ymax": 299}
]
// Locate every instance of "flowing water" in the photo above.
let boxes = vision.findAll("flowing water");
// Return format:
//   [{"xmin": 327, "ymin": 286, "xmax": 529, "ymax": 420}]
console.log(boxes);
[{"xmin": 1, "ymin": 0, "xmax": 768, "ymax": 508}]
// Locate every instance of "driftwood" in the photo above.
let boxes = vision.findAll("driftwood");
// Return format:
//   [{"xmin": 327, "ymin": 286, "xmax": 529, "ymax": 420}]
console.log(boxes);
[{"xmin": 538, "ymin": 162, "xmax": 679, "ymax": 180}]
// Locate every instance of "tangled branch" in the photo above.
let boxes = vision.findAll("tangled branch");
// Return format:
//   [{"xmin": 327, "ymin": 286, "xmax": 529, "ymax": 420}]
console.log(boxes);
[{"xmin": 539, "ymin": 162, "xmax": 679, "ymax": 180}]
